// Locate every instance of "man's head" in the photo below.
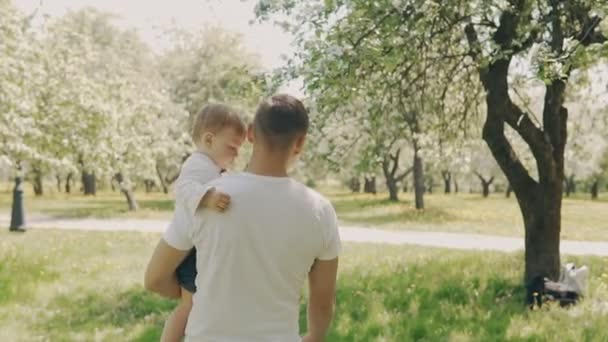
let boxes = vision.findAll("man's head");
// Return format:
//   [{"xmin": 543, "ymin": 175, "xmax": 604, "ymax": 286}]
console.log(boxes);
[
  {"xmin": 249, "ymin": 94, "xmax": 309, "ymax": 168},
  {"xmin": 192, "ymin": 104, "xmax": 246, "ymax": 169}
]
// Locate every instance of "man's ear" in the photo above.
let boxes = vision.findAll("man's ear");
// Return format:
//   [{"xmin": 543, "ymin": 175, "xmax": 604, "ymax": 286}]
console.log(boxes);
[
  {"xmin": 203, "ymin": 132, "xmax": 214, "ymax": 147},
  {"xmin": 293, "ymin": 134, "xmax": 306, "ymax": 156},
  {"xmin": 247, "ymin": 124, "xmax": 255, "ymax": 143}
]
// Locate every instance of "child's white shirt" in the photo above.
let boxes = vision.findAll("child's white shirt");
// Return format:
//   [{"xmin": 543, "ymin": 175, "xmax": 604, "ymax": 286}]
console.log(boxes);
[{"xmin": 164, "ymin": 152, "xmax": 221, "ymax": 247}]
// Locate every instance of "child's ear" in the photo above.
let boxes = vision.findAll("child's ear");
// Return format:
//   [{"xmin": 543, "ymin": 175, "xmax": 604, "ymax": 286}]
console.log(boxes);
[{"xmin": 203, "ymin": 132, "xmax": 214, "ymax": 147}]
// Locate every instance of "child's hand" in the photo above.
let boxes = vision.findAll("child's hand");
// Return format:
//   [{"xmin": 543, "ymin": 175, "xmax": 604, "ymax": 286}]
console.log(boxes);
[{"xmin": 201, "ymin": 188, "xmax": 231, "ymax": 212}]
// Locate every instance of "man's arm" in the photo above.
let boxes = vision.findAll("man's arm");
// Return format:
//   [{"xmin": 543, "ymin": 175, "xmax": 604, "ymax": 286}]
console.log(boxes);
[
  {"xmin": 144, "ymin": 239, "xmax": 189, "ymax": 298},
  {"xmin": 303, "ymin": 257, "xmax": 339, "ymax": 342}
]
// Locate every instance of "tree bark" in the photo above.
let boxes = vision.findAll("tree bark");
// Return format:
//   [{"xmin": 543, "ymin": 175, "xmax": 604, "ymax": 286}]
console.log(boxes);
[
  {"xmin": 32, "ymin": 167, "xmax": 43, "ymax": 196},
  {"xmin": 114, "ymin": 172, "xmax": 139, "ymax": 211},
  {"xmin": 56, "ymin": 175, "xmax": 62, "ymax": 193},
  {"xmin": 65, "ymin": 172, "xmax": 73, "ymax": 193},
  {"xmin": 413, "ymin": 147, "xmax": 424, "ymax": 209},
  {"xmin": 591, "ymin": 180, "xmax": 599, "ymax": 200},
  {"xmin": 474, "ymin": 172, "xmax": 495, "ymax": 198},
  {"xmin": 155, "ymin": 161, "xmax": 180, "ymax": 195},
  {"xmin": 382, "ymin": 149, "xmax": 412, "ymax": 202},
  {"xmin": 144, "ymin": 180, "xmax": 154, "ymax": 193},
  {"xmin": 426, "ymin": 177, "xmax": 434, "ymax": 194},
  {"xmin": 454, "ymin": 177, "xmax": 459, "ymax": 194},
  {"xmin": 81, "ymin": 171, "xmax": 96, "ymax": 196},
  {"xmin": 564, "ymin": 174, "xmax": 576, "ymax": 197},
  {"xmin": 441, "ymin": 170, "xmax": 452, "ymax": 194},
  {"xmin": 363, "ymin": 176, "xmax": 377, "ymax": 194},
  {"xmin": 348, "ymin": 177, "xmax": 361, "ymax": 193},
  {"xmin": 506, "ymin": 183, "xmax": 513, "ymax": 198}
]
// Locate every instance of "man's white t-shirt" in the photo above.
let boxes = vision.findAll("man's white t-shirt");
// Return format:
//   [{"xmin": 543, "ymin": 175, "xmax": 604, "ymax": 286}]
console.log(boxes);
[
  {"xmin": 168, "ymin": 152, "xmax": 220, "ymax": 234},
  {"xmin": 163, "ymin": 172, "xmax": 342, "ymax": 342}
]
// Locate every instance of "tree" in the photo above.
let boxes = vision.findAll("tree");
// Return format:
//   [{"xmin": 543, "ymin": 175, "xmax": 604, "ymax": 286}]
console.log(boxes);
[
  {"xmin": 458, "ymin": 0, "xmax": 607, "ymax": 285},
  {"xmin": 256, "ymin": 0, "xmax": 479, "ymax": 207}
]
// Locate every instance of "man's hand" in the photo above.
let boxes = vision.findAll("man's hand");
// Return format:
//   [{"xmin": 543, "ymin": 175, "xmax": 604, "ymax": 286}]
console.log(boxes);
[{"xmin": 199, "ymin": 188, "xmax": 231, "ymax": 212}]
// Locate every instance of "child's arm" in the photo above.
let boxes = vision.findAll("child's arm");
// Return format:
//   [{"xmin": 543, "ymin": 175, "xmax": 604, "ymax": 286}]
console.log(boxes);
[
  {"xmin": 174, "ymin": 159, "xmax": 231, "ymax": 214},
  {"xmin": 199, "ymin": 188, "xmax": 231, "ymax": 212}
]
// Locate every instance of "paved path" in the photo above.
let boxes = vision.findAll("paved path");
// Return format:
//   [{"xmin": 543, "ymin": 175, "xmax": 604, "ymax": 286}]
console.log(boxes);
[{"xmin": 2, "ymin": 213, "xmax": 607, "ymax": 256}]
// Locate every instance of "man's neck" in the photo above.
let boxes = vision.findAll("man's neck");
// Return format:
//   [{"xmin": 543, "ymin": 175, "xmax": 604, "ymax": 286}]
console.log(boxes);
[{"xmin": 246, "ymin": 150, "xmax": 289, "ymax": 177}]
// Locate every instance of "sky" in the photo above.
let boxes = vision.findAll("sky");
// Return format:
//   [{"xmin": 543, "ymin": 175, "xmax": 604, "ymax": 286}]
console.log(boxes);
[{"xmin": 14, "ymin": 0, "xmax": 302, "ymax": 93}]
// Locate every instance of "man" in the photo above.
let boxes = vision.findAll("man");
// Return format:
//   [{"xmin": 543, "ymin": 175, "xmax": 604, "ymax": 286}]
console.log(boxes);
[{"xmin": 145, "ymin": 94, "xmax": 341, "ymax": 342}]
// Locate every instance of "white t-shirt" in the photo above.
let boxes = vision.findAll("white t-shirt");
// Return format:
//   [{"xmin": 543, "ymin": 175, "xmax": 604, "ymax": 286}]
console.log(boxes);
[
  {"xmin": 167, "ymin": 152, "xmax": 220, "ymax": 237},
  {"xmin": 163, "ymin": 172, "xmax": 342, "ymax": 342}
]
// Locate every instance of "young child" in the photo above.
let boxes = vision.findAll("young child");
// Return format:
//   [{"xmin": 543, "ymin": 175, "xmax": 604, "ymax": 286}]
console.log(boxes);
[{"xmin": 161, "ymin": 104, "xmax": 246, "ymax": 342}]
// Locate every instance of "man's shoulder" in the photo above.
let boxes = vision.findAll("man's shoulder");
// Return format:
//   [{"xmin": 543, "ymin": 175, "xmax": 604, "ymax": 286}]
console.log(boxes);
[{"xmin": 293, "ymin": 182, "xmax": 334, "ymax": 210}]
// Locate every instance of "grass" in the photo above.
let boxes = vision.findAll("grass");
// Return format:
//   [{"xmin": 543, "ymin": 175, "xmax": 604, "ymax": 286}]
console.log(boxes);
[
  {"xmin": 0, "ymin": 190, "xmax": 174, "ymax": 220},
  {"xmin": 1, "ymin": 229, "xmax": 608, "ymax": 341},
  {"xmin": 1, "ymin": 187, "xmax": 607, "ymax": 240}
]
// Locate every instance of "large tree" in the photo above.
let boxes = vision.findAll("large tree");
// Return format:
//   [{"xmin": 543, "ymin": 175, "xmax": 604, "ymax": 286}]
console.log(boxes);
[
  {"xmin": 257, "ymin": 0, "xmax": 608, "ymax": 292},
  {"xmin": 460, "ymin": 0, "xmax": 607, "ymax": 285}
]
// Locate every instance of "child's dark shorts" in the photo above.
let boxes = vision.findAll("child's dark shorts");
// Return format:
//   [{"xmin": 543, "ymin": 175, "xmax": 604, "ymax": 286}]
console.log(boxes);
[{"xmin": 176, "ymin": 248, "xmax": 197, "ymax": 293}]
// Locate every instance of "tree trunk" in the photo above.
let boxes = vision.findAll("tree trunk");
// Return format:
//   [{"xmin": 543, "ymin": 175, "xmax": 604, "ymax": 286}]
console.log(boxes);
[
  {"xmin": 506, "ymin": 184, "xmax": 512, "ymax": 198},
  {"xmin": 522, "ymin": 182, "xmax": 562, "ymax": 288},
  {"xmin": 442, "ymin": 171, "xmax": 452, "ymax": 194},
  {"xmin": 386, "ymin": 177, "xmax": 399, "ymax": 201},
  {"xmin": 156, "ymin": 163, "xmax": 169, "ymax": 194},
  {"xmin": 413, "ymin": 150, "xmax": 424, "ymax": 209},
  {"xmin": 402, "ymin": 181, "xmax": 408, "ymax": 193},
  {"xmin": 475, "ymin": 173, "xmax": 495, "ymax": 198},
  {"xmin": 32, "ymin": 167, "xmax": 43, "ymax": 196},
  {"xmin": 114, "ymin": 172, "xmax": 139, "ymax": 211},
  {"xmin": 427, "ymin": 178, "xmax": 434, "ymax": 194},
  {"xmin": 364, "ymin": 176, "xmax": 377, "ymax": 194},
  {"xmin": 591, "ymin": 180, "xmax": 599, "ymax": 200},
  {"xmin": 381, "ymin": 150, "xmax": 411, "ymax": 202},
  {"xmin": 155, "ymin": 161, "xmax": 180, "ymax": 195},
  {"xmin": 348, "ymin": 177, "xmax": 361, "ymax": 193},
  {"xmin": 144, "ymin": 180, "xmax": 153, "ymax": 193},
  {"xmin": 454, "ymin": 178, "xmax": 459, "ymax": 194},
  {"xmin": 81, "ymin": 170, "xmax": 96, "ymax": 196},
  {"xmin": 56, "ymin": 175, "xmax": 62, "ymax": 193},
  {"xmin": 65, "ymin": 172, "xmax": 73, "ymax": 193},
  {"xmin": 564, "ymin": 174, "xmax": 576, "ymax": 197}
]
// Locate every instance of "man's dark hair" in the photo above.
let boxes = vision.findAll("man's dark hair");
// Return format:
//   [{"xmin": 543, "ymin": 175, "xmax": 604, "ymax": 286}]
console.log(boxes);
[{"xmin": 254, "ymin": 94, "xmax": 309, "ymax": 149}]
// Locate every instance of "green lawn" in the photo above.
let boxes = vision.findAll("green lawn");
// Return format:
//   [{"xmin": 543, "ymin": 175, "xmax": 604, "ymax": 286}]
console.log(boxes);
[
  {"xmin": 1, "ymin": 188, "xmax": 607, "ymax": 240},
  {"xmin": 0, "ymin": 190, "xmax": 174, "ymax": 220},
  {"xmin": 327, "ymin": 191, "xmax": 608, "ymax": 241},
  {"xmin": 1, "ymin": 229, "xmax": 607, "ymax": 341}
]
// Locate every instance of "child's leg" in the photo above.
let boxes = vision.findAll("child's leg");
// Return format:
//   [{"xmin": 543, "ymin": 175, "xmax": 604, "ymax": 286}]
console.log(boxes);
[{"xmin": 160, "ymin": 288, "xmax": 193, "ymax": 342}]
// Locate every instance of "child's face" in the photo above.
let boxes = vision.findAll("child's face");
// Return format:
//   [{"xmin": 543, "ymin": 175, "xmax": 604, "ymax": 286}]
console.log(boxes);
[{"xmin": 204, "ymin": 127, "xmax": 246, "ymax": 169}]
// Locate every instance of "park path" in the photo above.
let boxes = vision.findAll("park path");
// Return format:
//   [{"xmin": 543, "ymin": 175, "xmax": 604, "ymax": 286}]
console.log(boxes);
[{"xmin": 1, "ymin": 212, "xmax": 608, "ymax": 256}]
